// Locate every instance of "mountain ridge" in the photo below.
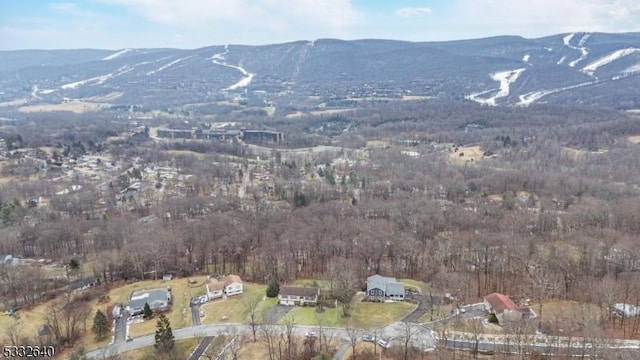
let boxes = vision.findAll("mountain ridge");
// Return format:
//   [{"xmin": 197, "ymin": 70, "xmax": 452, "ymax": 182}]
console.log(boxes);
[{"xmin": 2, "ymin": 32, "xmax": 640, "ymax": 111}]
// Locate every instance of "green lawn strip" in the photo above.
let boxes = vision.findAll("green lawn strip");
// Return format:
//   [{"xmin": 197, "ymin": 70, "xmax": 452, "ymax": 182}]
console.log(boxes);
[
  {"xmin": 201, "ymin": 284, "xmax": 275, "ymax": 325},
  {"xmin": 281, "ymin": 306, "xmax": 345, "ymax": 328},
  {"xmin": 350, "ymin": 296, "xmax": 417, "ymax": 328}
]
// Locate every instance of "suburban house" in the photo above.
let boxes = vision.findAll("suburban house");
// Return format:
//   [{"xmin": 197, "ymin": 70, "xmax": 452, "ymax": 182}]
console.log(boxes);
[
  {"xmin": 224, "ymin": 274, "xmax": 243, "ymax": 296},
  {"xmin": 366, "ymin": 274, "xmax": 405, "ymax": 301},
  {"xmin": 278, "ymin": 286, "xmax": 320, "ymax": 306},
  {"xmin": 483, "ymin": 292, "xmax": 535, "ymax": 325},
  {"xmin": 206, "ymin": 274, "xmax": 243, "ymax": 300},
  {"xmin": 129, "ymin": 287, "xmax": 172, "ymax": 316}
]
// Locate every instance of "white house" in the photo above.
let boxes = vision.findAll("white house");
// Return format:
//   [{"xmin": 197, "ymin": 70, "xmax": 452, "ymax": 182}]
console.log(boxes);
[
  {"xmin": 206, "ymin": 274, "xmax": 243, "ymax": 300},
  {"xmin": 224, "ymin": 275, "xmax": 243, "ymax": 296},
  {"xmin": 278, "ymin": 286, "xmax": 320, "ymax": 306}
]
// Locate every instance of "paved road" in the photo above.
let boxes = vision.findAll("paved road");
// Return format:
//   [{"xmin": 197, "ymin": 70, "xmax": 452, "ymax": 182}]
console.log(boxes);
[
  {"xmin": 86, "ymin": 324, "xmax": 352, "ymax": 359},
  {"xmin": 403, "ymin": 293, "xmax": 428, "ymax": 323},
  {"xmin": 187, "ymin": 336, "xmax": 214, "ymax": 360},
  {"xmin": 113, "ymin": 308, "xmax": 129, "ymax": 344},
  {"xmin": 87, "ymin": 319, "xmax": 640, "ymax": 360},
  {"xmin": 191, "ymin": 304, "xmax": 201, "ymax": 326}
]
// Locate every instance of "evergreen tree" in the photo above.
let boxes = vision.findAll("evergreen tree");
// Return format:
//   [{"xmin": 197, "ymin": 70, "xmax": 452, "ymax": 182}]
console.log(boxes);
[
  {"xmin": 266, "ymin": 277, "xmax": 280, "ymax": 298},
  {"xmin": 92, "ymin": 310, "xmax": 110, "ymax": 340},
  {"xmin": 154, "ymin": 314, "xmax": 175, "ymax": 352},
  {"xmin": 143, "ymin": 302, "xmax": 153, "ymax": 319}
]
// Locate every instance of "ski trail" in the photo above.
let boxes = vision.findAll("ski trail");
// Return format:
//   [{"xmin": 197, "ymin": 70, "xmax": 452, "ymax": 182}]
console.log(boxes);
[
  {"xmin": 210, "ymin": 47, "xmax": 255, "ymax": 91},
  {"xmin": 467, "ymin": 69, "xmax": 526, "ymax": 106},
  {"xmin": 102, "ymin": 49, "xmax": 131, "ymax": 61},
  {"xmin": 566, "ymin": 33, "xmax": 591, "ymax": 68},
  {"xmin": 146, "ymin": 56, "xmax": 193, "ymax": 76},
  {"xmin": 61, "ymin": 65, "xmax": 133, "ymax": 89},
  {"xmin": 291, "ymin": 40, "xmax": 314, "ymax": 83},
  {"xmin": 582, "ymin": 48, "xmax": 640, "ymax": 76},
  {"xmin": 614, "ymin": 63, "xmax": 640, "ymax": 80},
  {"xmin": 518, "ymin": 81, "xmax": 595, "ymax": 106}
]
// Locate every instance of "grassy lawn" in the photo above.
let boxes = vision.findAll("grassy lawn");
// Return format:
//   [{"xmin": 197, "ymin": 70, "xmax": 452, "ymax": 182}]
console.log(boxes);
[
  {"xmin": 201, "ymin": 283, "xmax": 276, "ymax": 324},
  {"xmin": 292, "ymin": 279, "xmax": 333, "ymax": 291},
  {"xmin": 121, "ymin": 276, "xmax": 208, "ymax": 338},
  {"xmin": 282, "ymin": 306, "xmax": 344, "ymax": 327},
  {"xmin": 418, "ymin": 303, "xmax": 454, "ymax": 323},
  {"xmin": 350, "ymin": 296, "xmax": 417, "ymax": 328}
]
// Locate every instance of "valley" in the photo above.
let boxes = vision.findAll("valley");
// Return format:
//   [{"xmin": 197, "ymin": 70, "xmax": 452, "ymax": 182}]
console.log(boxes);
[{"xmin": 2, "ymin": 32, "xmax": 640, "ymax": 360}]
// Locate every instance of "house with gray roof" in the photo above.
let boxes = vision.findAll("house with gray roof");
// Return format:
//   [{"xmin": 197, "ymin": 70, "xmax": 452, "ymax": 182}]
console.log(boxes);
[
  {"xmin": 129, "ymin": 287, "xmax": 172, "ymax": 316},
  {"xmin": 366, "ymin": 274, "xmax": 405, "ymax": 301}
]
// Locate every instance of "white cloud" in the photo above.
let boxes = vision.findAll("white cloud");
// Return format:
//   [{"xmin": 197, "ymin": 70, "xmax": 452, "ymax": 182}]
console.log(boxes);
[
  {"xmin": 101, "ymin": 0, "xmax": 364, "ymax": 43},
  {"xmin": 452, "ymin": 0, "xmax": 640, "ymax": 37},
  {"xmin": 49, "ymin": 2, "xmax": 78, "ymax": 12},
  {"xmin": 396, "ymin": 7, "xmax": 432, "ymax": 19}
]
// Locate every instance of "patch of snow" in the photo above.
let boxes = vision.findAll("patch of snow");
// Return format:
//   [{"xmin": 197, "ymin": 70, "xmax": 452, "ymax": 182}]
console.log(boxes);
[
  {"xmin": 522, "ymin": 54, "xmax": 530, "ymax": 62},
  {"xmin": 557, "ymin": 56, "xmax": 567, "ymax": 65},
  {"xmin": 61, "ymin": 65, "xmax": 133, "ymax": 89},
  {"xmin": 210, "ymin": 50, "xmax": 255, "ymax": 91},
  {"xmin": 401, "ymin": 150, "xmax": 420, "ymax": 158},
  {"xmin": 466, "ymin": 89, "xmax": 496, "ymax": 105},
  {"xmin": 146, "ymin": 56, "xmax": 193, "ymax": 76},
  {"xmin": 466, "ymin": 68, "xmax": 525, "ymax": 106},
  {"xmin": 614, "ymin": 63, "xmax": 640, "ymax": 80},
  {"xmin": 40, "ymin": 89, "xmax": 55, "ymax": 94},
  {"xmin": 563, "ymin": 33, "xmax": 575, "ymax": 47},
  {"xmin": 102, "ymin": 49, "xmax": 131, "ymax": 61},
  {"xmin": 30, "ymin": 85, "xmax": 41, "ymax": 100},
  {"xmin": 518, "ymin": 81, "xmax": 595, "ymax": 106},
  {"xmin": 578, "ymin": 33, "xmax": 591, "ymax": 47},
  {"xmin": 563, "ymin": 33, "xmax": 591, "ymax": 68},
  {"xmin": 568, "ymin": 33, "xmax": 590, "ymax": 68},
  {"xmin": 582, "ymin": 48, "xmax": 640, "ymax": 76}
]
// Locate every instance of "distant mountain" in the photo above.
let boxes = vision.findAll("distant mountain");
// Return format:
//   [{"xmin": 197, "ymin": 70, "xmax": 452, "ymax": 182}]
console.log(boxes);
[{"xmin": 2, "ymin": 32, "xmax": 640, "ymax": 110}]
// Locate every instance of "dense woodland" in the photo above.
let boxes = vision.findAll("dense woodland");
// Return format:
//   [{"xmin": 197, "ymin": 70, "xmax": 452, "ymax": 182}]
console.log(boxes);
[{"xmin": 2, "ymin": 100, "xmax": 640, "ymax": 357}]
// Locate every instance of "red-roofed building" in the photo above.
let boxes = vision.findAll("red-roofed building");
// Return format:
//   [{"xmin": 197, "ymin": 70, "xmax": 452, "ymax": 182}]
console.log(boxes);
[{"xmin": 483, "ymin": 293, "xmax": 535, "ymax": 325}]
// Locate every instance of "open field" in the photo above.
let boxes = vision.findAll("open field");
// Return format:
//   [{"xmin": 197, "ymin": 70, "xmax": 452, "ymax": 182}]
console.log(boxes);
[
  {"xmin": 350, "ymin": 296, "xmax": 417, "ymax": 328},
  {"xmin": 83, "ymin": 92, "xmax": 123, "ymax": 102},
  {"xmin": 450, "ymin": 145, "xmax": 484, "ymax": 164},
  {"xmin": 285, "ymin": 108, "xmax": 355, "ymax": 119},
  {"xmin": 628, "ymin": 135, "xmax": 640, "ymax": 144},
  {"xmin": 18, "ymin": 101, "xmax": 105, "ymax": 113},
  {"xmin": 0, "ymin": 98, "xmax": 28, "ymax": 107},
  {"xmin": 418, "ymin": 303, "xmax": 455, "ymax": 323},
  {"xmin": 366, "ymin": 140, "xmax": 391, "ymax": 148},
  {"xmin": 283, "ymin": 306, "xmax": 344, "ymax": 327},
  {"xmin": 201, "ymin": 283, "xmax": 276, "ymax": 325}
]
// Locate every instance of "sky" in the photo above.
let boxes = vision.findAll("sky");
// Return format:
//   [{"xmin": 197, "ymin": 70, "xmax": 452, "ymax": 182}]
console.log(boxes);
[{"xmin": 1, "ymin": 0, "xmax": 640, "ymax": 50}]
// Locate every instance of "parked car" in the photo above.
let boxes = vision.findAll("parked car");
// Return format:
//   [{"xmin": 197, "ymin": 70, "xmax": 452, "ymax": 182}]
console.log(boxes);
[
  {"xmin": 362, "ymin": 335, "xmax": 375, "ymax": 342},
  {"xmin": 305, "ymin": 331, "xmax": 318, "ymax": 338},
  {"xmin": 377, "ymin": 339, "xmax": 391, "ymax": 349}
]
